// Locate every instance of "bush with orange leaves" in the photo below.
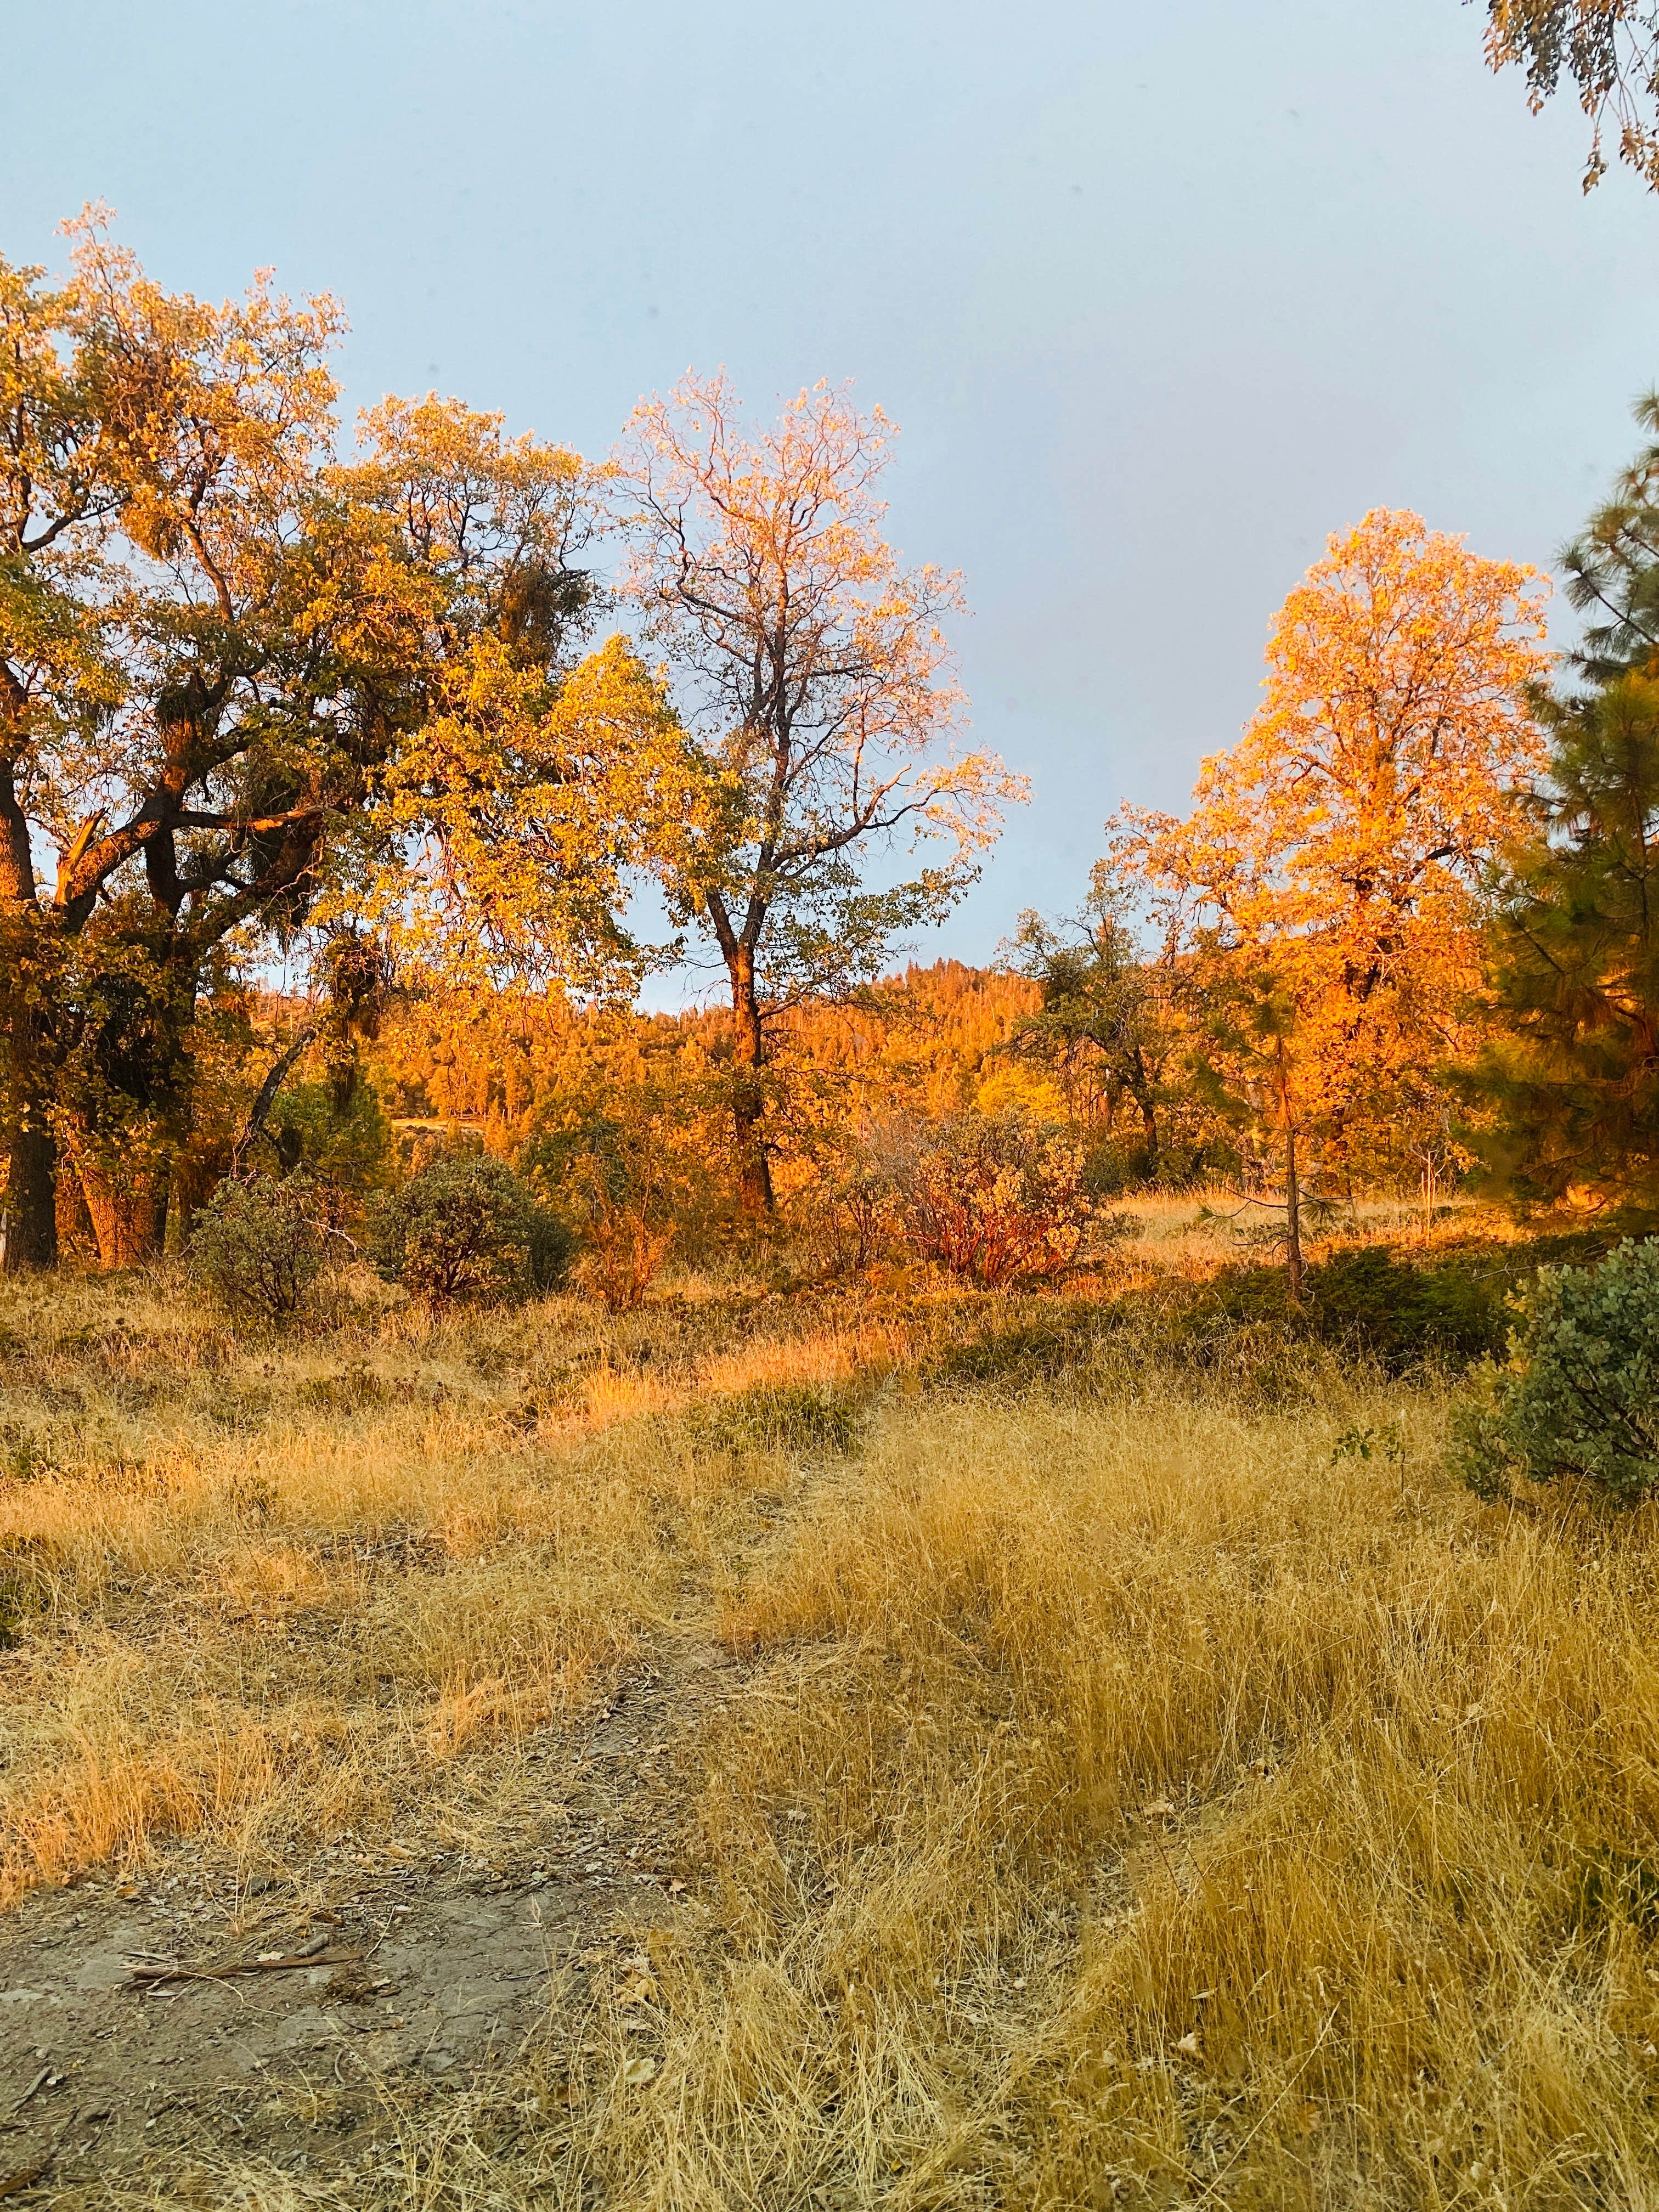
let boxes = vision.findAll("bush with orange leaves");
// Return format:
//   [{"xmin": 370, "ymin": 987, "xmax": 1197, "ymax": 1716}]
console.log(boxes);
[{"xmin": 872, "ymin": 1112, "xmax": 1096, "ymax": 1287}]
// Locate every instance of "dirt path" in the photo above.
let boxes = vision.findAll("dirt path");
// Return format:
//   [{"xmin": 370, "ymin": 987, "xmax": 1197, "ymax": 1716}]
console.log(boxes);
[{"xmin": 0, "ymin": 1620, "xmax": 749, "ymax": 2202}]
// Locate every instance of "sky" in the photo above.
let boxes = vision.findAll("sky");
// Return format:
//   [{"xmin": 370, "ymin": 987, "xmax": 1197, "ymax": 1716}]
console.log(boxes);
[{"xmin": 8, "ymin": 0, "xmax": 1659, "ymax": 986}]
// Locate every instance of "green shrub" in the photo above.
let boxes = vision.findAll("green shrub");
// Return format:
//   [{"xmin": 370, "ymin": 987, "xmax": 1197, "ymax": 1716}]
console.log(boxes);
[
  {"xmin": 527, "ymin": 1203, "xmax": 580, "ymax": 1295},
  {"xmin": 1305, "ymin": 1248, "xmax": 1504, "ymax": 1374},
  {"xmin": 366, "ymin": 1154, "xmax": 572, "ymax": 1310},
  {"xmin": 924, "ymin": 1302, "xmax": 1116, "ymax": 1392},
  {"xmin": 521, "ymin": 1114, "xmax": 679, "ymax": 1310},
  {"xmin": 266, "ymin": 1076, "xmax": 393, "ymax": 1191},
  {"xmin": 188, "ymin": 1172, "xmax": 331, "ymax": 1324},
  {"xmin": 1452, "ymin": 1240, "xmax": 1659, "ymax": 1504},
  {"xmin": 1139, "ymin": 1274, "xmax": 1313, "ymax": 1409}
]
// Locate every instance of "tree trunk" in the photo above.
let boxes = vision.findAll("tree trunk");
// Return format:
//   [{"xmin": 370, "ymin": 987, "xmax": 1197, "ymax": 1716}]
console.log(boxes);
[
  {"xmin": 727, "ymin": 945, "xmax": 775, "ymax": 1217},
  {"xmin": 2, "ymin": 1116, "xmax": 58, "ymax": 1271},
  {"xmin": 232, "ymin": 1022, "xmax": 318, "ymax": 1175},
  {"xmin": 75, "ymin": 1154, "xmax": 167, "ymax": 1271},
  {"xmin": 54, "ymin": 1160, "xmax": 94, "ymax": 1259},
  {"xmin": 1284, "ymin": 1118, "xmax": 1304, "ymax": 1307},
  {"xmin": 0, "ymin": 763, "xmax": 58, "ymax": 1270}
]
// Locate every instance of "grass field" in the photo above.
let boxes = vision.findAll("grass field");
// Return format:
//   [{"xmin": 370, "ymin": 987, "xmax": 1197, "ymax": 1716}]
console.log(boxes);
[{"xmin": 3, "ymin": 1210, "xmax": 1657, "ymax": 2208}]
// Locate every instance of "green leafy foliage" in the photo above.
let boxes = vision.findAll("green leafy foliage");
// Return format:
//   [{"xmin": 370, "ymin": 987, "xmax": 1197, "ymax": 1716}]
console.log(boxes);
[
  {"xmin": 1452, "ymin": 1240, "xmax": 1659, "ymax": 1503},
  {"xmin": 522, "ymin": 1106, "xmax": 681, "ymax": 1311},
  {"xmin": 264, "ymin": 1077, "xmax": 393, "ymax": 1191},
  {"xmin": 188, "ymin": 1173, "xmax": 332, "ymax": 1325},
  {"xmin": 1005, "ymin": 903, "xmax": 1177, "ymax": 1181},
  {"xmin": 1463, "ymin": 672, "xmax": 1659, "ymax": 1207},
  {"xmin": 366, "ymin": 1153, "xmax": 572, "ymax": 1309},
  {"xmin": 1128, "ymin": 1248, "xmax": 1502, "ymax": 1407},
  {"xmin": 1303, "ymin": 1248, "xmax": 1505, "ymax": 1374},
  {"xmin": 918, "ymin": 1250, "xmax": 1501, "ymax": 1405}
]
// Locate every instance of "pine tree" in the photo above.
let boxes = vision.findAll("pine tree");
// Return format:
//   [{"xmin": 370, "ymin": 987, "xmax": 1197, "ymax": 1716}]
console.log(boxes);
[
  {"xmin": 1463, "ymin": 672, "xmax": 1659, "ymax": 1207},
  {"xmin": 1462, "ymin": 398, "xmax": 1659, "ymax": 1208}
]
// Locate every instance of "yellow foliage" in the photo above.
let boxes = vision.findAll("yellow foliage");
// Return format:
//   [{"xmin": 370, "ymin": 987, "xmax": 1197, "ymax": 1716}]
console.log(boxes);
[
  {"xmin": 973, "ymin": 1060, "xmax": 1069, "ymax": 1122},
  {"xmin": 1113, "ymin": 509, "xmax": 1550, "ymax": 1181}
]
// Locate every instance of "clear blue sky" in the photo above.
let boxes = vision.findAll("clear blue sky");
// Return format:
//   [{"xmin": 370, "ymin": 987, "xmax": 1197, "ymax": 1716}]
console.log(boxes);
[{"xmin": 8, "ymin": 0, "xmax": 1659, "ymax": 975}]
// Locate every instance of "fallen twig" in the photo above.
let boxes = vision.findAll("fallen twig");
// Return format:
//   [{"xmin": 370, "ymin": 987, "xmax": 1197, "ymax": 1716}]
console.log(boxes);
[
  {"xmin": 9, "ymin": 2074, "xmax": 47, "ymax": 2118},
  {"xmin": 0, "ymin": 2114, "xmax": 69, "ymax": 2200},
  {"xmin": 127, "ymin": 1946, "xmax": 361, "ymax": 1988},
  {"xmin": 0, "ymin": 2149, "xmax": 52, "ymax": 2199}
]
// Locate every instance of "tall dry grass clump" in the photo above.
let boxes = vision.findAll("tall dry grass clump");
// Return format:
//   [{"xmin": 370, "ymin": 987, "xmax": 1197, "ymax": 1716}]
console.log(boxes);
[
  {"xmin": 0, "ymin": 1269, "xmax": 874, "ymax": 1903},
  {"xmin": 546, "ymin": 1378, "xmax": 1659, "ymax": 2209}
]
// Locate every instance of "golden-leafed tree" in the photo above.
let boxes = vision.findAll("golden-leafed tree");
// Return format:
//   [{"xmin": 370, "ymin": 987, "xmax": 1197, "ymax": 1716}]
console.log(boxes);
[
  {"xmin": 338, "ymin": 396, "xmax": 706, "ymax": 997},
  {"xmin": 0, "ymin": 220, "xmax": 702, "ymax": 1269},
  {"xmin": 1111, "ymin": 509, "xmax": 1549, "ymax": 1260},
  {"xmin": 613, "ymin": 373, "xmax": 1024, "ymax": 1214},
  {"xmin": 1, "ymin": 212, "xmax": 378, "ymax": 1266}
]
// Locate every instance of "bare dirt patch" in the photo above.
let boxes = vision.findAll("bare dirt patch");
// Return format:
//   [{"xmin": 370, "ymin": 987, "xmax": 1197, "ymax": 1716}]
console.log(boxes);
[{"xmin": 0, "ymin": 1623, "xmax": 748, "ymax": 2203}]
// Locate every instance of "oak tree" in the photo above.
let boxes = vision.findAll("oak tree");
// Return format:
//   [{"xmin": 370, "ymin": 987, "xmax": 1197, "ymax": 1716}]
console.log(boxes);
[
  {"xmin": 1111, "ymin": 508, "xmax": 1549, "ymax": 1267},
  {"xmin": 1, "ymin": 219, "xmax": 682, "ymax": 1268},
  {"xmin": 1, "ymin": 215, "xmax": 379, "ymax": 1265},
  {"xmin": 335, "ymin": 393, "xmax": 706, "ymax": 1009},
  {"xmin": 613, "ymin": 373, "xmax": 1021, "ymax": 1213},
  {"xmin": 1004, "ymin": 893, "xmax": 1182, "ymax": 1181}
]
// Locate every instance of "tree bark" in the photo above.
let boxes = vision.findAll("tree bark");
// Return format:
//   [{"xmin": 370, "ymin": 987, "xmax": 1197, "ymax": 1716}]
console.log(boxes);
[
  {"xmin": 1283, "ymin": 1116, "xmax": 1305, "ymax": 1307},
  {"xmin": 726, "ymin": 943, "xmax": 775, "ymax": 1217},
  {"xmin": 1133, "ymin": 1079, "xmax": 1160, "ymax": 1179},
  {"xmin": 2, "ymin": 1117, "xmax": 58, "ymax": 1270},
  {"xmin": 232, "ymin": 1022, "xmax": 319, "ymax": 1173},
  {"xmin": 0, "ymin": 758, "xmax": 59, "ymax": 1270},
  {"xmin": 75, "ymin": 1153, "xmax": 167, "ymax": 1271}
]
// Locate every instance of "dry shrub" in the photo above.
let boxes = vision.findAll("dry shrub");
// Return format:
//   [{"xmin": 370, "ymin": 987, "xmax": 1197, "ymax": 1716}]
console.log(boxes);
[
  {"xmin": 574, "ymin": 1204, "xmax": 675, "ymax": 1312},
  {"xmin": 876, "ymin": 1111, "xmax": 1096, "ymax": 1285},
  {"xmin": 523, "ymin": 1094, "xmax": 691, "ymax": 1310}
]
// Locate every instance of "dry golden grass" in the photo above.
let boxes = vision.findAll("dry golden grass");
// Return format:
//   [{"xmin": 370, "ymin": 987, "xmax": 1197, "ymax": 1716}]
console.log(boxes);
[
  {"xmin": 10, "ymin": 1235, "xmax": 1659, "ymax": 2207},
  {"xmin": 502, "ymin": 1381, "xmax": 1659, "ymax": 2210},
  {"xmin": 0, "ymin": 1268, "xmax": 881, "ymax": 1903}
]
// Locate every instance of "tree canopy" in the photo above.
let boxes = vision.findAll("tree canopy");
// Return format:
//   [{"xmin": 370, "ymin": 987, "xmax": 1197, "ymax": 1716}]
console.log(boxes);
[
  {"xmin": 0, "ymin": 217, "xmax": 699, "ymax": 1267},
  {"xmin": 1110, "ymin": 509, "xmax": 1549, "ymax": 1190},
  {"xmin": 612, "ymin": 372, "xmax": 1023, "ymax": 1211},
  {"xmin": 1483, "ymin": 1, "xmax": 1659, "ymax": 189},
  {"xmin": 1460, "ymin": 398, "xmax": 1659, "ymax": 1206}
]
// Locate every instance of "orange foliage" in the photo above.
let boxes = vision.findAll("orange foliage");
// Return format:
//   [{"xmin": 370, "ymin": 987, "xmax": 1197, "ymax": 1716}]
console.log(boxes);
[
  {"xmin": 1111, "ymin": 509, "xmax": 1550, "ymax": 1181},
  {"xmin": 368, "ymin": 962, "xmax": 1041, "ymax": 1214}
]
